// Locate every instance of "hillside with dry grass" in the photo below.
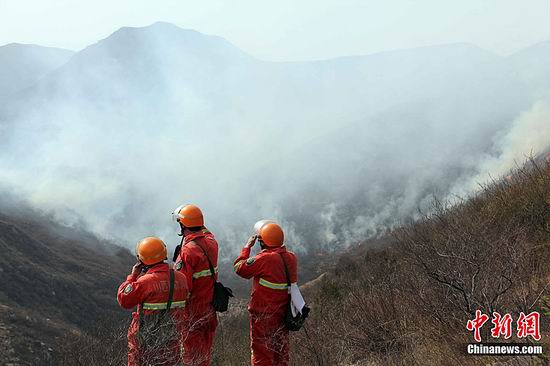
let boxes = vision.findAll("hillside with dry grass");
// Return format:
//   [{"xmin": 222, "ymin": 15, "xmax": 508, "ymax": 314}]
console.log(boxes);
[
  {"xmin": 0, "ymin": 199, "xmax": 134, "ymax": 364},
  {"xmin": 284, "ymin": 157, "xmax": 550, "ymax": 366},
  {"xmin": 45, "ymin": 158, "xmax": 550, "ymax": 365}
]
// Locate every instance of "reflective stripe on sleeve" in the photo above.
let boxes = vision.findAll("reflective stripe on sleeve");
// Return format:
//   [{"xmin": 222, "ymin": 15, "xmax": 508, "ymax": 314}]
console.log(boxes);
[
  {"xmin": 142, "ymin": 300, "xmax": 186, "ymax": 310},
  {"xmin": 259, "ymin": 278, "xmax": 289, "ymax": 290},
  {"xmin": 192, "ymin": 266, "xmax": 218, "ymax": 279},
  {"xmin": 233, "ymin": 260, "xmax": 244, "ymax": 272}
]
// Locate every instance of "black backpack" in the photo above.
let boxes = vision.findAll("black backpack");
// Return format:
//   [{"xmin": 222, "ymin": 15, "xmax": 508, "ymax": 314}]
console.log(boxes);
[
  {"xmin": 278, "ymin": 253, "xmax": 310, "ymax": 331},
  {"xmin": 193, "ymin": 241, "xmax": 234, "ymax": 312}
]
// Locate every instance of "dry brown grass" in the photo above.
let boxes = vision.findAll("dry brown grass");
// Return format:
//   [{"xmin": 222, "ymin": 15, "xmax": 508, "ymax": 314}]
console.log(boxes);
[
  {"xmin": 287, "ymin": 159, "xmax": 550, "ymax": 366},
  {"xmin": 48, "ymin": 159, "xmax": 550, "ymax": 365}
]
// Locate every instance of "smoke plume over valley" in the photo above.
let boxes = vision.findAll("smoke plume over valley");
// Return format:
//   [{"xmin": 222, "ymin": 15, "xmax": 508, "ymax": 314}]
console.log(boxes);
[{"xmin": 1, "ymin": 22, "xmax": 549, "ymax": 259}]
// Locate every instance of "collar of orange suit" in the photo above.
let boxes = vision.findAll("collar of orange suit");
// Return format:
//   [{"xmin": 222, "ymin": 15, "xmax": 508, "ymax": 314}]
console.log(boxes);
[
  {"xmin": 260, "ymin": 245, "xmax": 287, "ymax": 253},
  {"xmin": 183, "ymin": 228, "xmax": 211, "ymax": 245},
  {"xmin": 144, "ymin": 262, "xmax": 170, "ymax": 274}
]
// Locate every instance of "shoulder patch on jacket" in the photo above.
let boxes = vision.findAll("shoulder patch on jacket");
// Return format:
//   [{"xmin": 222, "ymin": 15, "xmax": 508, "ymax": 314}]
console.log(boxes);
[
  {"xmin": 124, "ymin": 284, "xmax": 133, "ymax": 294},
  {"xmin": 175, "ymin": 261, "xmax": 184, "ymax": 271},
  {"xmin": 246, "ymin": 257, "xmax": 256, "ymax": 265}
]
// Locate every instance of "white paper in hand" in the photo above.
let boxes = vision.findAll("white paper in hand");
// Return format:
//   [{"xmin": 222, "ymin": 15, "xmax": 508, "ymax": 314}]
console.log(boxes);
[{"xmin": 290, "ymin": 283, "xmax": 306, "ymax": 317}]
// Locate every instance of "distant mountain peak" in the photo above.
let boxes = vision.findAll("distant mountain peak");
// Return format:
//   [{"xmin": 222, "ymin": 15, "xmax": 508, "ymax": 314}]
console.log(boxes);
[
  {"xmin": 509, "ymin": 38, "xmax": 550, "ymax": 59},
  {"xmin": 374, "ymin": 42, "xmax": 497, "ymax": 59},
  {"xmin": 0, "ymin": 42, "xmax": 74, "ymax": 54},
  {"xmin": 105, "ymin": 21, "xmax": 234, "ymax": 47},
  {"xmin": 113, "ymin": 21, "xmax": 200, "ymax": 35},
  {"xmin": 1, "ymin": 42, "xmax": 30, "ymax": 49},
  {"xmin": 144, "ymin": 21, "xmax": 195, "ymax": 32},
  {"xmin": 0, "ymin": 43, "xmax": 74, "ymax": 99},
  {"xmin": 70, "ymin": 21, "xmax": 255, "ymax": 68}
]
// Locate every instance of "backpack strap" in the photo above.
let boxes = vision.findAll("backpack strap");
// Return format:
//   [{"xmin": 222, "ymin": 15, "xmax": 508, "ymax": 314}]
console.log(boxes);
[
  {"xmin": 166, "ymin": 269, "xmax": 175, "ymax": 312},
  {"xmin": 138, "ymin": 268, "xmax": 176, "ymax": 328},
  {"xmin": 278, "ymin": 253, "xmax": 292, "ymax": 289},
  {"xmin": 192, "ymin": 240, "xmax": 216, "ymax": 278}
]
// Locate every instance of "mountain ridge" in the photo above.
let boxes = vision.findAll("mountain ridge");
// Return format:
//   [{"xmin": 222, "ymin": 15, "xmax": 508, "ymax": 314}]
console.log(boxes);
[
  {"xmin": 0, "ymin": 198, "xmax": 134, "ymax": 364},
  {"xmin": 0, "ymin": 43, "xmax": 74, "ymax": 100},
  {"xmin": 0, "ymin": 21, "xmax": 543, "ymax": 252}
]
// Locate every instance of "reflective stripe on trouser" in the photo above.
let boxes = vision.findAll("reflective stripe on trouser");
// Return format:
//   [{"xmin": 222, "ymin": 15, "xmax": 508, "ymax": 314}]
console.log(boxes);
[
  {"xmin": 258, "ymin": 278, "xmax": 294, "ymax": 290},
  {"xmin": 193, "ymin": 267, "xmax": 218, "ymax": 279},
  {"xmin": 142, "ymin": 300, "xmax": 186, "ymax": 310}
]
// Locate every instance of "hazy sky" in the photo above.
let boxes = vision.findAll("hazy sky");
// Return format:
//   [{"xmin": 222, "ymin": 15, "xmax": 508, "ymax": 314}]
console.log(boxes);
[{"xmin": 1, "ymin": 0, "xmax": 550, "ymax": 61}]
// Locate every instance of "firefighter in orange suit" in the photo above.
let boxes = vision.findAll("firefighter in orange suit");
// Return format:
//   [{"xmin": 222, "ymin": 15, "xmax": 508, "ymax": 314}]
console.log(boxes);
[
  {"xmin": 172, "ymin": 204, "xmax": 219, "ymax": 366},
  {"xmin": 234, "ymin": 221, "xmax": 298, "ymax": 366},
  {"xmin": 117, "ymin": 237, "xmax": 189, "ymax": 366}
]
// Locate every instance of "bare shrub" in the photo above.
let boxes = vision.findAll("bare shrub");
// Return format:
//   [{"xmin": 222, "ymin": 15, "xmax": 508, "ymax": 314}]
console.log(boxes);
[{"xmin": 49, "ymin": 159, "xmax": 550, "ymax": 366}]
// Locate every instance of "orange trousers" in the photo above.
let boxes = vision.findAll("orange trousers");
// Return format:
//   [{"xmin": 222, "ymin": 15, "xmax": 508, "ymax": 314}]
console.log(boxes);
[
  {"xmin": 250, "ymin": 311, "xmax": 289, "ymax": 366},
  {"xmin": 183, "ymin": 309, "xmax": 218, "ymax": 366}
]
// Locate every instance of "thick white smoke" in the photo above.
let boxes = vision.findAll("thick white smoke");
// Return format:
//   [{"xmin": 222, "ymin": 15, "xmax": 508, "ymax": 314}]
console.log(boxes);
[
  {"xmin": 1, "ymin": 23, "xmax": 549, "ymax": 259},
  {"xmin": 451, "ymin": 100, "xmax": 550, "ymax": 196},
  {"xmin": 479, "ymin": 101, "xmax": 550, "ymax": 175}
]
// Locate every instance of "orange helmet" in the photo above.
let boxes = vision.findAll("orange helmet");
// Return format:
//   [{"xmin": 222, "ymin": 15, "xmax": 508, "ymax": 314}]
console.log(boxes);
[
  {"xmin": 258, "ymin": 222, "xmax": 284, "ymax": 247},
  {"xmin": 172, "ymin": 204, "xmax": 204, "ymax": 228},
  {"xmin": 136, "ymin": 237, "xmax": 168, "ymax": 265}
]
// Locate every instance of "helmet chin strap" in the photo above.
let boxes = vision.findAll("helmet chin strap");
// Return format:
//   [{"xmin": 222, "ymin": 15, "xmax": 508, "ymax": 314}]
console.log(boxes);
[
  {"xmin": 142, "ymin": 262, "xmax": 165, "ymax": 274},
  {"xmin": 173, "ymin": 230, "xmax": 186, "ymax": 262},
  {"xmin": 134, "ymin": 257, "xmax": 151, "ymax": 274},
  {"xmin": 137, "ymin": 260, "xmax": 151, "ymax": 274}
]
